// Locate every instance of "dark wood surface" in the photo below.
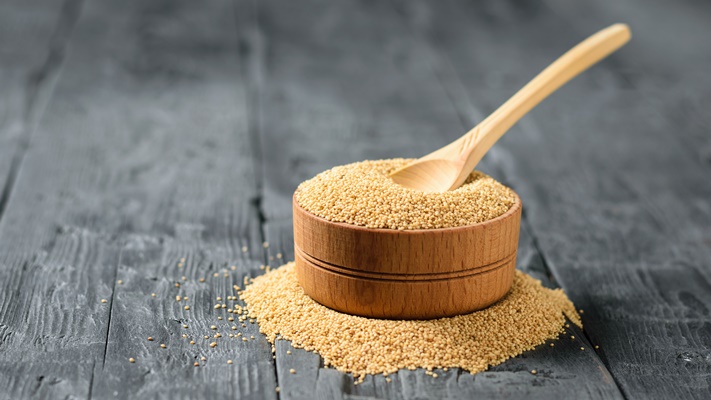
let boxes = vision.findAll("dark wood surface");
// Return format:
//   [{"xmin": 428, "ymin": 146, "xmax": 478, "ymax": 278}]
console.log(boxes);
[{"xmin": 0, "ymin": 0, "xmax": 708, "ymax": 399}]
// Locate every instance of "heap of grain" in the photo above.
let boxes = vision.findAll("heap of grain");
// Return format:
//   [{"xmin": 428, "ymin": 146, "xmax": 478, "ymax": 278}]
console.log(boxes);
[
  {"xmin": 240, "ymin": 159, "xmax": 581, "ymax": 380},
  {"xmin": 295, "ymin": 158, "xmax": 516, "ymax": 230}
]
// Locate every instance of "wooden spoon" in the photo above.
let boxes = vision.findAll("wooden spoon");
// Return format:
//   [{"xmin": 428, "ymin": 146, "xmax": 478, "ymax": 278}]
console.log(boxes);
[{"xmin": 390, "ymin": 24, "xmax": 631, "ymax": 192}]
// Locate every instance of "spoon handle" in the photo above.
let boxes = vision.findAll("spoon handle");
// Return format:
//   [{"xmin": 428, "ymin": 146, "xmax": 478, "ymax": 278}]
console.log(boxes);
[{"xmin": 456, "ymin": 24, "xmax": 631, "ymax": 168}]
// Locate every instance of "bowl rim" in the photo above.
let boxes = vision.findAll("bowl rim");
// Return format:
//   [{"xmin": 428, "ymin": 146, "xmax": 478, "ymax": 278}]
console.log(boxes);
[{"xmin": 293, "ymin": 190, "xmax": 521, "ymax": 234}]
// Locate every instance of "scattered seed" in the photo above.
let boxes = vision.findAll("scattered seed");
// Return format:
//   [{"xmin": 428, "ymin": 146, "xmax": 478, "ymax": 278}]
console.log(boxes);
[
  {"xmin": 385, "ymin": 378, "xmax": 391, "ymax": 383},
  {"xmin": 286, "ymin": 350, "xmax": 291, "ymax": 355},
  {"xmin": 147, "ymin": 337, "xmax": 153, "ymax": 341},
  {"xmin": 240, "ymin": 263, "xmax": 582, "ymax": 380},
  {"xmin": 210, "ymin": 342, "xmax": 217, "ymax": 348},
  {"xmin": 227, "ymin": 360, "xmax": 233, "ymax": 365},
  {"xmin": 184, "ymin": 306, "xmax": 190, "ymax": 311},
  {"xmin": 129, "ymin": 358, "xmax": 135, "ymax": 363},
  {"xmin": 201, "ymin": 356, "xmax": 207, "ymax": 361},
  {"xmin": 182, "ymin": 324, "xmax": 188, "ymax": 329},
  {"xmin": 531, "ymin": 370, "xmax": 537, "ymax": 375},
  {"xmin": 151, "ymin": 293, "xmax": 156, "ymax": 297},
  {"xmin": 289, "ymin": 369, "xmax": 295, "ymax": 374},
  {"xmin": 117, "ymin": 280, "xmax": 123, "ymax": 285},
  {"xmin": 571, "ymin": 336, "xmax": 575, "ymax": 340},
  {"xmin": 101, "ymin": 299, "xmax": 107, "ymax": 304},
  {"xmin": 175, "ymin": 283, "xmax": 180, "ymax": 288},
  {"xmin": 176, "ymin": 296, "xmax": 182, "ymax": 301},
  {"xmin": 199, "ymin": 278, "xmax": 205, "ymax": 283},
  {"xmin": 580, "ymin": 347, "xmax": 585, "ymax": 351},
  {"xmin": 550, "ymin": 343, "xmax": 555, "ymax": 347},
  {"xmin": 210, "ymin": 325, "xmax": 217, "ymax": 330},
  {"xmin": 194, "ymin": 362, "xmax": 199, "ymax": 367},
  {"xmin": 242, "ymin": 246, "xmax": 248, "ymax": 253},
  {"xmin": 595, "ymin": 345, "xmax": 599, "ymax": 349},
  {"xmin": 190, "ymin": 340, "xmax": 195, "ymax": 345},
  {"xmin": 160, "ymin": 344, "xmax": 166, "ymax": 349},
  {"xmin": 181, "ymin": 276, "xmax": 187, "ymax": 281}
]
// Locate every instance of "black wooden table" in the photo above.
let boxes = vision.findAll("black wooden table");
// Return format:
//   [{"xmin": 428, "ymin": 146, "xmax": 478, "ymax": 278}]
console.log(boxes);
[{"xmin": 1, "ymin": 0, "xmax": 710, "ymax": 399}]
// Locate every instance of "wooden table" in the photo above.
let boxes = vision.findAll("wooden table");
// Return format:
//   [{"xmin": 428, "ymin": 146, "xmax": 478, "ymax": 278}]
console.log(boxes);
[{"xmin": 1, "ymin": 0, "xmax": 709, "ymax": 399}]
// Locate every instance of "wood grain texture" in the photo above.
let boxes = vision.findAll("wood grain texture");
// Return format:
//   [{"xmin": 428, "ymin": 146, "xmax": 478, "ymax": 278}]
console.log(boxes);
[
  {"xmin": 256, "ymin": 0, "xmax": 622, "ymax": 398},
  {"xmin": 293, "ymin": 195, "xmax": 520, "ymax": 318},
  {"xmin": 1, "ymin": 0, "xmax": 708, "ymax": 398},
  {"xmin": 0, "ymin": 0, "xmax": 79, "ymax": 228},
  {"xmin": 0, "ymin": 0, "xmax": 277, "ymax": 398},
  {"xmin": 402, "ymin": 0, "xmax": 711, "ymax": 398}
]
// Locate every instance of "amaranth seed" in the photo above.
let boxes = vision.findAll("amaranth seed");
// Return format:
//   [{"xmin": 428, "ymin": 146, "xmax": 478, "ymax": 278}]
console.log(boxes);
[
  {"xmin": 240, "ymin": 263, "xmax": 581, "ymax": 381},
  {"xmin": 295, "ymin": 159, "xmax": 516, "ymax": 230}
]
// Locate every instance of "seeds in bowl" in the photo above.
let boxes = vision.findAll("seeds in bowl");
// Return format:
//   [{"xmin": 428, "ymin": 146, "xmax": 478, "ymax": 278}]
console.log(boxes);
[{"xmin": 294, "ymin": 159, "xmax": 516, "ymax": 230}]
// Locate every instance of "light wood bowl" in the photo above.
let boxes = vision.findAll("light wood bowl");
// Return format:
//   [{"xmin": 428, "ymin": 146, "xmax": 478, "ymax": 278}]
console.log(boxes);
[{"xmin": 293, "ymin": 193, "xmax": 521, "ymax": 319}]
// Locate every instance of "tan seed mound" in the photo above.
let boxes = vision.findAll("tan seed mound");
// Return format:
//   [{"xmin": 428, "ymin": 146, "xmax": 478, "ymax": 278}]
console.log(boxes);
[
  {"xmin": 294, "ymin": 159, "xmax": 517, "ymax": 230},
  {"xmin": 240, "ymin": 263, "xmax": 581, "ymax": 380}
]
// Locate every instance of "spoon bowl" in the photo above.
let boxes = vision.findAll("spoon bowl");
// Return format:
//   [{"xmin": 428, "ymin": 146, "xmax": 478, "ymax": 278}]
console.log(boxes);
[{"xmin": 389, "ymin": 158, "xmax": 463, "ymax": 192}]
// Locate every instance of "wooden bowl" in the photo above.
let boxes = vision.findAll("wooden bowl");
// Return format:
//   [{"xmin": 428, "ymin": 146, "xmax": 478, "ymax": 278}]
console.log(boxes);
[{"xmin": 293, "ymin": 193, "xmax": 521, "ymax": 319}]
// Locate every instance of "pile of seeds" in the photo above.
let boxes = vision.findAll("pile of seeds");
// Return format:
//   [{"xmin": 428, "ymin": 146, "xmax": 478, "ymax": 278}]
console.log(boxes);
[
  {"xmin": 295, "ymin": 159, "xmax": 517, "ymax": 230},
  {"xmin": 240, "ymin": 262, "xmax": 581, "ymax": 380}
]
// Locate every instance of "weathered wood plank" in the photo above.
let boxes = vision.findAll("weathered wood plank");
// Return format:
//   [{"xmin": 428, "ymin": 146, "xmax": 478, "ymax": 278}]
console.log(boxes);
[
  {"xmin": 546, "ymin": 0, "xmax": 711, "ymax": 167},
  {"xmin": 0, "ymin": 362, "xmax": 93, "ymax": 400},
  {"xmin": 256, "ymin": 0, "xmax": 621, "ymax": 398},
  {"xmin": 409, "ymin": 0, "xmax": 711, "ymax": 398},
  {"xmin": 542, "ymin": 0, "xmax": 711, "ymax": 169},
  {"xmin": 0, "ymin": 0, "xmax": 79, "ymax": 225},
  {"xmin": 0, "ymin": 0, "xmax": 278, "ymax": 398}
]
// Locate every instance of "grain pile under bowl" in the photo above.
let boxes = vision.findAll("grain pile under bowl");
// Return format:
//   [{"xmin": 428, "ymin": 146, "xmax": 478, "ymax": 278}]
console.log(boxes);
[{"xmin": 293, "ymin": 184, "xmax": 521, "ymax": 320}]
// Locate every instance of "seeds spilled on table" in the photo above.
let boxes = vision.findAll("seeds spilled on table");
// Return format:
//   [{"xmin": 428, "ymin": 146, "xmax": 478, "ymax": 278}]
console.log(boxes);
[
  {"xmin": 132, "ymin": 159, "xmax": 581, "ymax": 381},
  {"xmin": 240, "ymin": 262, "xmax": 580, "ymax": 381}
]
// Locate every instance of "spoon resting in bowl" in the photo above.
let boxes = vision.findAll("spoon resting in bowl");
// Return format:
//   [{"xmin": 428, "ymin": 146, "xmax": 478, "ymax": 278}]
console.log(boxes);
[{"xmin": 390, "ymin": 24, "xmax": 631, "ymax": 192}]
